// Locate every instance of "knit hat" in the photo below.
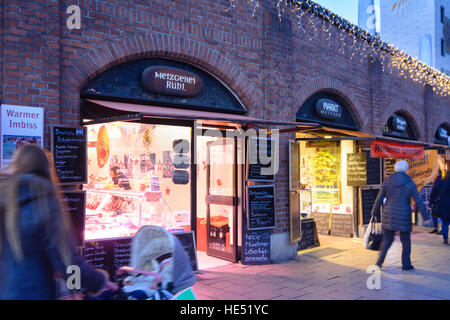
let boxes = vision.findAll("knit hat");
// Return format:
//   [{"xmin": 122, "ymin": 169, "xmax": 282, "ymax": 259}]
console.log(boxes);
[{"xmin": 394, "ymin": 160, "xmax": 409, "ymax": 172}]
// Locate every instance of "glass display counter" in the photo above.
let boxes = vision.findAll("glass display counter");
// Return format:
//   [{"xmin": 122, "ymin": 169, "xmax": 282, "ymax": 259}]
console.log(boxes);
[{"xmin": 85, "ymin": 188, "xmax": 187, "ymax": 240}]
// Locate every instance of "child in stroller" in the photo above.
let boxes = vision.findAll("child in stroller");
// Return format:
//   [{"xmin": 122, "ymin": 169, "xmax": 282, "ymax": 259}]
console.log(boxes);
[{"xmin": 90, "ymin": 225, "xmax": 197, "ymax": 300}]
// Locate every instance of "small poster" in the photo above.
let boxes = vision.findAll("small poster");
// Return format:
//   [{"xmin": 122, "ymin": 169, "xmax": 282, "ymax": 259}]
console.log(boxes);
[
  {"xmin": 1, "ymin": 105, "xmax": 44, "ymax": 169},
  {"xmin": 162, "ymin": 151, "xmax": 174, "ymax": 178}
]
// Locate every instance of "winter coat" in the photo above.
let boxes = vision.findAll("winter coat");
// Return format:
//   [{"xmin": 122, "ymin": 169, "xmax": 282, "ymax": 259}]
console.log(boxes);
[
  {"xmin": 371, "ymin": 172, "xmax": 429, "ymax": 232},
  {"xmin": 0, "ymin": 174, "xmax": 105, "ymax": 300},
  {"xmin": 434, "ymin": 178, "xmax": 450, "ymax": 223}
]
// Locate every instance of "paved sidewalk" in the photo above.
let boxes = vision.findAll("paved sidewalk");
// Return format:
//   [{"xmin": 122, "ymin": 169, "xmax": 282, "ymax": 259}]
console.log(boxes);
[{"xmin": 192, "ymin": 227, "xmax": 450, "ymax": 300}]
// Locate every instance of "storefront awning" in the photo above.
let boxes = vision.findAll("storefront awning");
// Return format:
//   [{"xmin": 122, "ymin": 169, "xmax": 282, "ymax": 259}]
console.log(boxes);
[
  {"xmin": 82, "ymin": 99, "xmax": 321, "ymax": 129},
  {"xmin": 294, "ymin": 126, "xmax": 373, "ymax": 140}
]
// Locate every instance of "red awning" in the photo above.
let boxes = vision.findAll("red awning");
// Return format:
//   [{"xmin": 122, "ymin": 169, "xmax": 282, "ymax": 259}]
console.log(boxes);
[{"xmin": 84, "ymin": 99, "xmax": 319, "ymax": 128}]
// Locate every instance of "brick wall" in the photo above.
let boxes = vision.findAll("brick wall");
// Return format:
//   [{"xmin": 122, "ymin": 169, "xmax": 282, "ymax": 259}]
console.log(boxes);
[{"xmin": 0, "ymin": 0, "xmax": 449, "ymax": 235}]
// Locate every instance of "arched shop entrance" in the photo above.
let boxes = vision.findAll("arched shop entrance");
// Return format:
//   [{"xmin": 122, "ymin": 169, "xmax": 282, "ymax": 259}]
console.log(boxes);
[
  {"xmin": 290, "ymin": 91, "xmax": 371, "ymax": 249},
  {"xmin": 75, "ymin": 58, "xmax": 316, "ymax": 277}
]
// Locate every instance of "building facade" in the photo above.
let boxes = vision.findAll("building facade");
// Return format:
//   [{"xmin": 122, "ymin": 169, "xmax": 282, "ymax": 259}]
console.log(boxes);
[
  {"xmin": 379, "ymin": 0, "xmax": 450, "ymax": 75},
  {"xmin": 0, "ymin": 0, "xmax": 449, "ymax": 269}
]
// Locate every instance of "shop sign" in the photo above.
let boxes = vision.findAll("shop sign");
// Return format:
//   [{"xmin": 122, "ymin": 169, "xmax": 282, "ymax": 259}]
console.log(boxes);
[
  {"xmin": 407, "ymin": 150, "xmax": 439, "ymax": 191},
  {"xmin": 436, "ymin": 127, "xmax": 449, "ymax": 140},
  {"xmin": 141, "ymin": 66, "xmax": 203, "ymax": 97},
  {"xmin": 0, "ymin": 104, "xmax": 44, "ymax": 169},
  {"xmin": 315, "ymin": 99, "xmax": 343, "ymax": 121},
  {"xmin": 370, "ymin": 139, "xmax": 424, "ymax": 160},
  {"xmin": 391, "ymin": 115, "xmax": 407, "ymax": 133}
]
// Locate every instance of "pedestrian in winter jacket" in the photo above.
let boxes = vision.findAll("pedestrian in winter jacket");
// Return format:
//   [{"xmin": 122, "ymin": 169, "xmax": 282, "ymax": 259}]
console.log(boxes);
[
  {"xmin": 371, "ymin": 160, "xmax": 430, "ymax": 270},
  {"xmin": 428, "ymin": 171, "xmax": 444, "ymax": 234},
  {"xmin": 0, "ymin": 144, "xmax": 111, "ymax": 299},
  {"xmin": 431, "ymin": 172, "xmax": 450, "ymax": 245}
]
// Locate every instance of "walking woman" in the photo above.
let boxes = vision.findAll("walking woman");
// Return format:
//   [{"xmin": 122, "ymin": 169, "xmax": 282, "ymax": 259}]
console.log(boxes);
[
  {"xmin": 0, "ymin": 144, "xmax": 109, "ymax": 299},
  {"xmin": 433, "ymin": 172, "xmax": 450, "ymax": 245},
  {"xmin": 371, "ymin": 161, "xmax": 430, "ymax": 270}
]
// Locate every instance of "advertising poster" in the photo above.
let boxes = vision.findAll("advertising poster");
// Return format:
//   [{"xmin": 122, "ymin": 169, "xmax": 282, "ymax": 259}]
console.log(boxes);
[
  {"xmin": 407, "ymin": 150, "xmax": 439, "ymax": 192},
  {"xmin": 1, "ymin": 105, "xmax": 44, "ymax": 169}
]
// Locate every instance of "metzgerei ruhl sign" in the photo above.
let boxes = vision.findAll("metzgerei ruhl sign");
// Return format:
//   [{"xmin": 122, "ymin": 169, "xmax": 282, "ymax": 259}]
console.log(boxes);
[
  {"xmin": 141, "ymin": 66, "xmax": 203, "ymax": 97},
  {"xmin": 370, "ymin": 139, "xmax": 424, "ymax": 160},
  {"xmin": 51, "ymin": 126, "xmax": 87, "ymax": 184}
]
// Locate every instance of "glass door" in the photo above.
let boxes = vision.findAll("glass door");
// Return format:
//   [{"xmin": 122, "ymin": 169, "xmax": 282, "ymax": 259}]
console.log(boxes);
[{"xmin": 197, "ymin": 132, "xmax": 238, "ymax": 262}]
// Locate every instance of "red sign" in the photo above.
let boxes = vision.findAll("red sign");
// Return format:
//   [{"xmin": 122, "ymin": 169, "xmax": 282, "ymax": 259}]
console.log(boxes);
[{"xmin": 370, "ymin": 139, "xmax": 424, "ymax": 160}]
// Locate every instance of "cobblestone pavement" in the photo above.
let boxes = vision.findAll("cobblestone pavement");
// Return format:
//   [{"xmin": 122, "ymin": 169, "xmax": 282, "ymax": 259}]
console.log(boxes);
[{"xmin": 192, "ymin": 227, "xmax": 450, "ymax": 300}]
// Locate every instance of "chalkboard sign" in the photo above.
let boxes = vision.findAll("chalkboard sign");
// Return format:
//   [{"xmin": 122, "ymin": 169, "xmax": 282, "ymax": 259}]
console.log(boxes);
[
  {"xmin": 241, "ymin": 229, "xmax": 271, "ymax": 265},
  {"xmin": 51, "ymin": 126, "xmax": 87, "ymax": 184},
  {"xmin": 330, "ymin": 213, "xmax": 353, "ymax": 237},
  {"xmin": 347, "ymin": 153, "xmax": 367, "ymax": 187},
  {"xmin": 172, "ymin": 231, "xmax": 198, "ymax": 272},
  {"xmin": 83, "ymin": 237, "xmax": 132, "ymax": 282},
  {"xmin": 63, "ymin": 191, "xmax": 86, "ymax": 248},
  {"xmin": 312, "ymin": 212, "xmax": 330, "ymax": 235},
  {"xmin": 247, "ymin": 185, "xmax": 275, "ymax": 230},
  {"xmin": 247, "ymin": 137, "xmax": 275, "ymax": 181},
  {"xmin": 298, "ymin": 219, "xmax": 320, "ymax": 250},
  {"xmin": 361, "ymin": 188, "xmax": 381, "ymax": 225},
  {"xmin": 364, "ymin": 150, "xmax": 381, "ymax": 185},
  {"xmin": 384, "ymin": 159, "xmax": 396, "ymax": 178}
]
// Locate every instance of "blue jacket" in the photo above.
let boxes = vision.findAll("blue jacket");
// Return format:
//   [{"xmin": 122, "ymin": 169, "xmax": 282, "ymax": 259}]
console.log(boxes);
[
  {"xmin": 0, "ymin": 174, "xmax": 105, "ymax": 300},
  {"xmin": 371, "ymin": 172, "xmax": 429, "ymax": 232}
]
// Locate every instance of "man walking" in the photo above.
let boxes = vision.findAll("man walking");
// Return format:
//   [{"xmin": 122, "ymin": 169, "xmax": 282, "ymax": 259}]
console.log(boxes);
[{"xmin": 371, "ymin": 161, "xmax": 430, "ymax": 270}]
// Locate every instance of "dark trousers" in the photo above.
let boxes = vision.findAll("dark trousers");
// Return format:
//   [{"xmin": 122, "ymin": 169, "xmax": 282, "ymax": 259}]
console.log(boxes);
[
  {"xmin": 376, "ymin": 229, "xmax": 412, "ymax": 268},
  {"xmin": 432, "ymin": 216, "xmax": 439, "ymax": 229},
  {"xmin": 442, "ymin": 221, "xmax": 449, "ymax": 240}
]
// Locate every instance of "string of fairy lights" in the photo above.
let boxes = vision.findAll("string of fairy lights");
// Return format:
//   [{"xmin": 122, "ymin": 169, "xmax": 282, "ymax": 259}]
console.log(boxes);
[{"xmin": 225, "ymin": 0, "xmax": 450, "ymax": 97}]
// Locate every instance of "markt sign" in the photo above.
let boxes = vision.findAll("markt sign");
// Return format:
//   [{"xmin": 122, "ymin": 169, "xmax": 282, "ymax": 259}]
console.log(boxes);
[{"xmin": 1, "ymin": 104, "xmax": 44, "ymax": 169}]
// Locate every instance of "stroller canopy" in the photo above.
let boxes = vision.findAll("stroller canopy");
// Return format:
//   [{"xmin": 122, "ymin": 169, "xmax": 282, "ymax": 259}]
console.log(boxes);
[{"xmin": 129, "ymin": 226, "xmax": 196, "ymax": 293}]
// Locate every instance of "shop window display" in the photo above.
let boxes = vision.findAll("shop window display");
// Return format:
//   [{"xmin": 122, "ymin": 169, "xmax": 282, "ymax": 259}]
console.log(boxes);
[{"xmin": 84, "ymin": 122, "xmax": 191, "ymax": 240}]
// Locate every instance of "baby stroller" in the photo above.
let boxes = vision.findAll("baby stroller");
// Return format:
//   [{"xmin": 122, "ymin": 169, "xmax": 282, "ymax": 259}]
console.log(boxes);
[{"xmin": 96, "ymin": 225, "xmax": 197, "ymax": 300}]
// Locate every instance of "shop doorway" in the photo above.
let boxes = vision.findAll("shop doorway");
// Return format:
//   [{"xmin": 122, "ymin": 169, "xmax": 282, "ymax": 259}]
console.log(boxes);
[{"xmin": 196, "ymin": 130, "xmax": 239, "ymax": 262}]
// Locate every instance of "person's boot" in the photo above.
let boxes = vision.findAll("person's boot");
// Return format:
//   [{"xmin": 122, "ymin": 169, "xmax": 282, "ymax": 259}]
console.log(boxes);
[
  {"xmin": 430, "ymin": 229, "xmax": 438, "ymax": 234},
  {"xmin": 402, "ymin": 265, "xmax": 414, "ymax": 271},
  {"xmin": 437, "ymin": 231, "xmax": 442, "ymax": 235}
]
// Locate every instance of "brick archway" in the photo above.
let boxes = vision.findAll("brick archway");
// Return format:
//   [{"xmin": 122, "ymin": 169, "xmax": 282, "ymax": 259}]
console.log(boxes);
[
  {"xmin": 378, "ymin": 100, "xmax": 423, "ymax": 139},
  {"xmin": 62, "ymin": 32, "xmax": 263, "ymax": 116},
  {"xmin": 292, "ymin": 77, "xmax": 368, "ymax": 130}
]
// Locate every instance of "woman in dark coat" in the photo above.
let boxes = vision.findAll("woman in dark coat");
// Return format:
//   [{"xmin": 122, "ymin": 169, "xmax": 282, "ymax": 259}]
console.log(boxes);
[
  {"xmin": 434, "ymin": 172, "xmax": 450, "ymax": 244},
  {"xmin": 371, "ymin": 160, "xmax": 430, "ymax": 270},
  {"xmin": 429, "ymin": 171, "xmax": 444, "ymax": 234},
  {"xmin": 0, "ymin": 145, "xmax": 111, "ymax": 299}
]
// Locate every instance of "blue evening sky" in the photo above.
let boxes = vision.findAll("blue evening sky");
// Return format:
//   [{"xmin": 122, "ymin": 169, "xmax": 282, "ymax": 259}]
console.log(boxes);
[{"xmin": 313, "ymin": 0, "xmax": 359, "ymax": 24}]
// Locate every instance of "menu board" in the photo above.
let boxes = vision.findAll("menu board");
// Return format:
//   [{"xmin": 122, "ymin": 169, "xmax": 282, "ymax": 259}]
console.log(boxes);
[
  {"xmin": 83, "ymin": 237, "xmax": 132, "ymax": 282},
  {"xmin": 289, "ymin": 191, "xmax": 301, "ymax": 243},
  {"xmin": 241, "ymin": 229, "xmax": 271, "ymax": 265},
  {"xmin": 298, "ymin": 219, "xmax": 320, "ymax": 250},
  {"xmin": 172, "ymin": 231, "xmax": 198, "ymax": 272},
  {"xmin": 347, "ymin": 153, "xmax": 367, "ymax": 187},
  {"xmin": 361, "ymin": 188, "xmax": 381, "ymax": 225},
  {"xmin": 384, "ymin": 159, "xmax": 396, "ymax": 178},
  {"xmin": 247, "ymin": 185, "xmax": 275, "ymax": 230},
  {"xmin": 312, "ymin": 212, "xmax": 330, "ymax": 235},
  {"xmin": 330, "ymin": 213, "xmax": 353, "ymax": 237},
  {"xmin": 364, "ymin": 150, "xmax": 381, "ymax": 185},
  {"xmin": 247, "ymin": 136, "xmax": 275, "ymax": 181},
  {"xmin": 51, "ymin": 126, "xmax": 87, "ymax": 184},
  {"xmin": 63, "ymin": 191, "xmax": 86, "ymax": 248}
]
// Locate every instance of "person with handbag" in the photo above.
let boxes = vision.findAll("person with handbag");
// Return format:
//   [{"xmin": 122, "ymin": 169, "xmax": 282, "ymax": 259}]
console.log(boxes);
[
  {"xmin": 428, "ymin": 171, "xmax": 444, "ymax": 234},
  {"xmin": 0, "ymin": 144, "xmax": 115, "ymax": 299},
  {"xmin": 371, "ymin": 161, "xmax": 430, "ymax": 271},
  {"xmin": 433, "ymin": 172, "xmax": 450, "ymax": 245}
]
